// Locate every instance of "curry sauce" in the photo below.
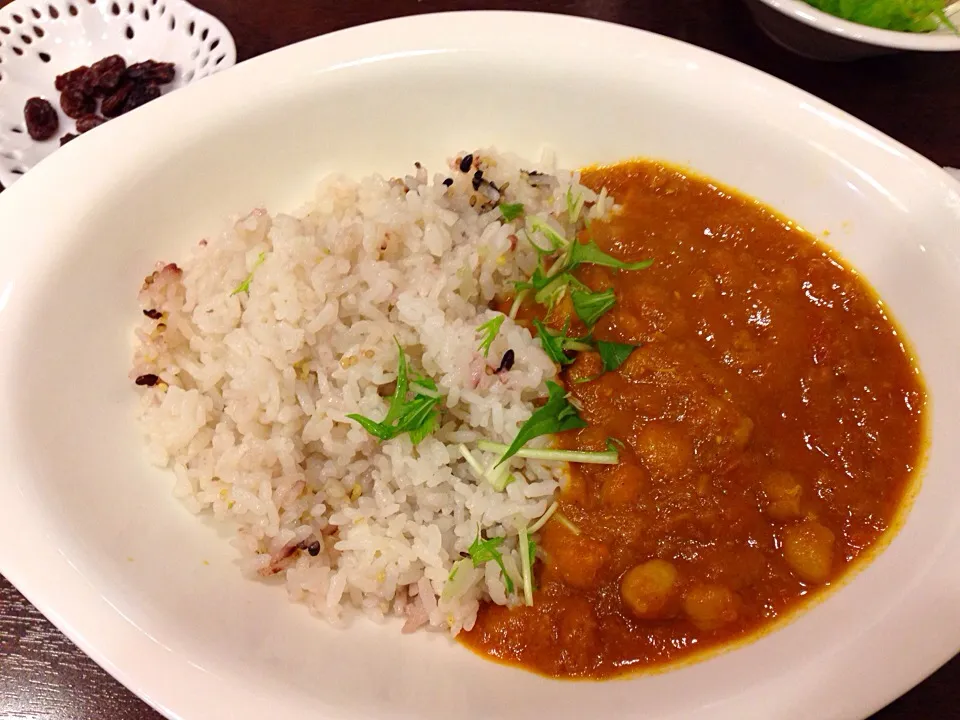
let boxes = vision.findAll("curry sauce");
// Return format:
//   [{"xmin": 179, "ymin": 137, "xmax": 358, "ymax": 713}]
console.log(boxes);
[{"xmin": 462, "ymin": 161, "xmax": 926, "ymax": 678}]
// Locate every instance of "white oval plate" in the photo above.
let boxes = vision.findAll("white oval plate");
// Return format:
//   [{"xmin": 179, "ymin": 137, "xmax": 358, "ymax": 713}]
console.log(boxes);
[{"xmin": 0, "ymin": 11, "xmax": 958, "ymax": 720}]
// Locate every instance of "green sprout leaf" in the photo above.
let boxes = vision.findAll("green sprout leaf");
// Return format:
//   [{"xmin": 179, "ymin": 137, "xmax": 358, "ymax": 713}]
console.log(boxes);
[
  {"xmin": 529, "ymin": 217, "xmax": 570, "ymax": 251},
  {"xmin": 477, "ymin": 315, "xmax": 506, "ymax": 357},
  {"xmin": 499, "ymin": 202, "xmax": 525, "ymax": 222},
  {"xmin": 566, "ymin": 186, "xmax": 586, "ymax": 223},
  {"xmin": 532, "ymin": 319, "xmax": 593, "ymax": 366},
  {"xmin": 347, "ymin": 341, "xmax": 441, "ymax": 444},
  {"xmin": 476, "ymin": 439, "xmax": 619, "ymax": 465},
  {"xmin": 468, "ymin": 528, "xmax": 515, "ymax": 594},
  {"xmin": 597, "ymin": 340, "xmax": 640, "ymax": 372},
  {"xmin": 495, "ymin": 381, "xmax": 587, "ymax": 467},
  {"xmin": 231, "ymin": 251, "xmax": 267, "ymax": 296},
  {"xmin": 571, "ymin": 287, "xmax": 616, "ymax": 327},
  {"xmin": 566, "ymin": 240, "xmax": 654, "ymax": 273},
  {"xmin": 519, "ymin": 525, "xmax": 534, "ymax": 606}
]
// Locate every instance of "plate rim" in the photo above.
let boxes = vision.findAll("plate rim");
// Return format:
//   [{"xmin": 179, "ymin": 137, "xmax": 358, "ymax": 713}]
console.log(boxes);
[{"xmin": 0, "ymin": 10, "xmax": 958, "ymax": 720}]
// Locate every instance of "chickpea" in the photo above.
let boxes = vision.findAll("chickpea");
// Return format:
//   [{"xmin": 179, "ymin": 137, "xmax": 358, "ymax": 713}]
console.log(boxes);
[
  {"xmin": 573, "ymin": 426, "xmax": 610, "ymax": 453},
  {"xmin": 731, "ymin": 416, "xmax": 754, "ymax": 448},
  {"xmin": 547, "ymin": 528, "xmax": 610, "ymax": 590},
  {"xmin": 567, "ymin": 351, "xmax": 604, "ymax": 385},
  {"xmin": 621, "ymin": 559, "xmax": 679, "ymax": 620},
  {"xmin": 619, "ymin": 346, "xmax": 653, "ymax": 380},
  {"xmin": 601, "ymin": 463, "xmax": 648, "ymax": 506},
  {"xmin": 633, "ymin": 421, "xmax": 693, "ymax": 479},
  {"xmin": 761, "ymin": 470, "xmax": 804, "ymax": 521},
  {"xmin": 683, "ymin": 583, "xmax": 740, "ymax": 631},
  {"xmin": 782, "ymin": 520, "xmax": 835, "ymax": 584}
]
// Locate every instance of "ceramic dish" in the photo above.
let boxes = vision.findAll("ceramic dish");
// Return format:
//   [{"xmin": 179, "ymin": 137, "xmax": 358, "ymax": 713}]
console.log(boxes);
[
  {"xmin": 744, "ymin": 0, "xmax": 960, "ymax": 60},
  {"xmin": 0, "ymin": 11, "xmax": 958, "ymax": 720},
  {"xmin": 0, "ymin": 0, "xmax": 236, "ymax": 186}
]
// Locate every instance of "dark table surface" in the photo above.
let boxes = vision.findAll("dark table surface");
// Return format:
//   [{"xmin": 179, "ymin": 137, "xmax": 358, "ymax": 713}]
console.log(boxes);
[{"xmin": 1, "ymin": 1, "xmax": 958, "ymax": 718}]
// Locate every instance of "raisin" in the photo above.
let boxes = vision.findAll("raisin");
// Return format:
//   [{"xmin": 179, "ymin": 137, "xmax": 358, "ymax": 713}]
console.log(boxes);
[
  {"xmin": 59, "ymin": 88, "xmax": 94, "ymax": 119},
  {"xmin": 54, "ymin": 65, "xmax": 90, "ymax": 92},
  {"xmin": 75, "ymin": 114, "xmax": 106, "ymax": 133},
  {"xmin": 59, "ymin": 133, "xmax": 78, "ymax": 146},
  {"xmin": 101, "ymin": 81, "xmax": 132, "ymax": 118},
  {"xmin": 122, "ymin": 81, "xmax": 160, "ymax": 114},
  {"xmin": 126, "ymin": 60, "xmax": 175, "ymax": 85},
  {"xmin": 84, "ymin": 54, "xmax": 127, "ymax": 94},
  {"xmin": 23, "ymin": 97, "xmax": 59, "ymax": 141}
]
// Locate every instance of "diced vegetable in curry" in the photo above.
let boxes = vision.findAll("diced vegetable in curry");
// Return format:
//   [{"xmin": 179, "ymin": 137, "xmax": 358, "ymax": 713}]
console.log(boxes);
[{"xmin": 462, "ymin": 160, "xmax": 926, "ymax": 678}]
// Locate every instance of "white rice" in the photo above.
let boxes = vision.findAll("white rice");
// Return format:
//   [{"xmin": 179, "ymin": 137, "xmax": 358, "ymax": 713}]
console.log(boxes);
[{"xmin": 131, "ymin": 148, "xmax": 612, "ymax": 634}]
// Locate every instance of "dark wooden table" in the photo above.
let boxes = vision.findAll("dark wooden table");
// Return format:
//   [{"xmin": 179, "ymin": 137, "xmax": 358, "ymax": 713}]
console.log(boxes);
[{"xmin": 1, "ymin": 1, "xmax": 958, "ymax": 718}]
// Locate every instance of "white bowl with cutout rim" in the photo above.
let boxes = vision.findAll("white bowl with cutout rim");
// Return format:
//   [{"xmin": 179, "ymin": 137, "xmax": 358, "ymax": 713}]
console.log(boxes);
[
  {"xmin": 744, "ymin": 0, "xmax": 960, "ymax": 60},
  {"xmin": 0, "ymin": 10, "xmax": 959, "ymax": 720}
]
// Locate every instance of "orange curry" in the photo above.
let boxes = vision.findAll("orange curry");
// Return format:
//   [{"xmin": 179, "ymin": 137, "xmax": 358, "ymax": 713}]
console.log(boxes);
[{"xmin": 463, "ymin": 161, "xmax": 926, "ymax": 678}]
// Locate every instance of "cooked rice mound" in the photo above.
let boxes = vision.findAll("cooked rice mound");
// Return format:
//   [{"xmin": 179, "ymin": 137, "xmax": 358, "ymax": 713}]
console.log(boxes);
[{"xmin": 132, "ymin": 149, "xmax": 613, "ymax": 634}]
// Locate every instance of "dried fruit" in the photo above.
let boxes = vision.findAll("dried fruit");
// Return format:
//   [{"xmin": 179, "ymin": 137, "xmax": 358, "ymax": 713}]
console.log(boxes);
[
  {"xmin": 54, "ymin": 65, "xmax": 89, "ymax": 92},
  {"xmin": 59, "ymin": 87, "xmax": 95, "ymax": 119},
  {"xmin": 75, "ymin": 114, "xmax": 106, "ymax": 133},
  {"xmin": 101, "ymin": 80, "xmax": 133, "ymax": 118},
  {"xmin": 127, "ymin": 60, "xmax": 175, "ymax": 85},
  {"xmin": 23, "ymin": 97, "xmax": 59, "ymax": 141},
  {"xmin": 123, "ymin": 81, "xmax": 161, "ymax": 113},
  {"xmin": 24, "ymin": 54, "xmax": 177, "ymax": 151},
  {"xmin": 84, "ymin": 54, "xmax": 127, "ymax": 94}
]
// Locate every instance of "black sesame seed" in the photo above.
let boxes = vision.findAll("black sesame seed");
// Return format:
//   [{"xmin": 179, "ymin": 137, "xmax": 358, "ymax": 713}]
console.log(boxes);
[
  {"xmin": 143, "ymin": 309, "xmax": 162, "ymax": 319},
  {"xmin": 495, "ymin": 349, "xmax": 515, "ymax": 374},
  {"xmin": 472, "ymin": 170, "xmax": 484, "ymax": 191},
  {"xmin": 442, "ymin": 178, "xmax": 453, "ymax": 187},
  {"xmin": 307, "ymin": 541, "xmax": 321, "ymax": 556},
  {"xmin": 414, "ymin": 161, "xmax": 421, "ymax": 169},
  {"xmin": 135, "ymin": 373, "xmax": 160, "ymax": 387},
  {"xmin": 459, "ymin": 154, "xmax": 473, "ymax": 173}
]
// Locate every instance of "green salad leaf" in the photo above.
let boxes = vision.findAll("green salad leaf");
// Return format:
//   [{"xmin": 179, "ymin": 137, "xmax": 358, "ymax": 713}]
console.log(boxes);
[{"xmin": 803, "ymin": 0, "xmax": 957, "ymax": 33}]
